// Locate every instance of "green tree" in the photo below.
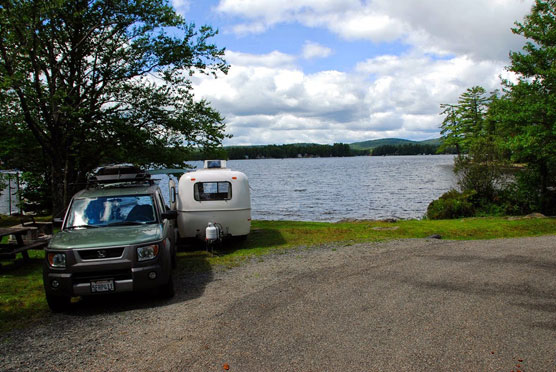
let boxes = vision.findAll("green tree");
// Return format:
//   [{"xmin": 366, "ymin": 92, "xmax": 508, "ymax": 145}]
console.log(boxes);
[
  {"xmin": 439, "ymin": 87, "xmax": 507, "ymax": 202},
  {"xmin": 439, "ymin": 86, "xmax": 491, "ymax": 157},
  {"xmin": 0, "ymin": 0, "xmax": 229, "ymax": 214},
  {"xmin": 498, "ymin": 0, "xmax": 556, "ymax": 212}
]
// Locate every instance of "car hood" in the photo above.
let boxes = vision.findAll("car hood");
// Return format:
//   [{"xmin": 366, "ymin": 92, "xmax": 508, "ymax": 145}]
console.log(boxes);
[{"xmin": 50, "ymin": 224, "xmax": 164, "ymax": 250}]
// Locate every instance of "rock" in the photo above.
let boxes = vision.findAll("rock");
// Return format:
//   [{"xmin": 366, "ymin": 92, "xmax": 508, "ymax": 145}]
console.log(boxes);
[
  {"xmin": 525, "ymin": 212, "xmax": 546, "ymax": 219},
  {"xmin": 507, "ymin": 212, "xmax": 547, "ymax": 221},
  {"xmin": 372, "ymin": 226, "xmax": 400, "ymax": 231}
]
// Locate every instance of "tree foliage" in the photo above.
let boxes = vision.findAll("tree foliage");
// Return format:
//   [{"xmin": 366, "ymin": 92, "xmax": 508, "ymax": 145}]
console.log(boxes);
[
  {"xmin": 371, "ymin": 143, "xmax": 447, "ymax": 156},
  {"xmin": 439, "ymin": 86, "xmax": 492, "ymax": 156},
  {"xmin": 439, "ymin": 87, "xmax": 507, "ymax": 200},
  {"xmin": 500, "ymin": 0, "xmax": 556, "ymax": 210},
  {"xmin": 226, "ymin": 143, "xmax": 364, "ymax": 160},
  {"xmin": 434, "ymin": 0, "xmax": 556, "ymax": 217},
  {"xmin": 0, "ymin": 0, "xmax": 229, "ymax": 214}
]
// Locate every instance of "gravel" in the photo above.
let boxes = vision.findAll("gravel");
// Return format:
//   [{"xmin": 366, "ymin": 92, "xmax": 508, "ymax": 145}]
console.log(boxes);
[{"xmin": 1, "ymin": 236, "xmax": 556, "ymax": 371}]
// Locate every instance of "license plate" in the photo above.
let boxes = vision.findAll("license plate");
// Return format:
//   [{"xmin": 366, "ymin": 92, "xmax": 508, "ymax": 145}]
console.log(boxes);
[{"xmin": 91, "ymin": 279, "xmax": 115, "ymax": 293}]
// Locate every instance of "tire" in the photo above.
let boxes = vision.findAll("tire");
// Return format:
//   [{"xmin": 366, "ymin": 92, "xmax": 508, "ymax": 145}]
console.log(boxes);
[
  {"xmin": 159, "ymin": 273, "xmax": 175, "ymax": 299},
  {"xmin": 171, "ymin": 245, "xmax": 177, "ymax": 269},
  {"xmin": 46, "ymin": 293, "xmax": 71, "ymax": 312}
]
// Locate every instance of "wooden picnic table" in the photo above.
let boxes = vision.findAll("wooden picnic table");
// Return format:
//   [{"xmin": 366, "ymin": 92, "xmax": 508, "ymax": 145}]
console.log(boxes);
[{"xmin": 0, "ymin": 226, "xmax": 50, "ymax": 261}]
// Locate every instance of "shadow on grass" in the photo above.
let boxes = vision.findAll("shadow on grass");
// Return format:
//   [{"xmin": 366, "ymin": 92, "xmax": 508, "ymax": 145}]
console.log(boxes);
[
  {"xmin": 0, "ymin": 257, "xmax": 44, "ymax": 277},
  {"xmin": 177, "ymin": 228, "xmax": 287, "ymax": 258}
]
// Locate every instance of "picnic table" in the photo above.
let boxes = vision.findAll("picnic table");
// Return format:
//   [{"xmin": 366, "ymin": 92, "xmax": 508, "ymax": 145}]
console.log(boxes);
[{"xmin": 0, "ymin": 226, "xmax": 50, "ymax": 262}]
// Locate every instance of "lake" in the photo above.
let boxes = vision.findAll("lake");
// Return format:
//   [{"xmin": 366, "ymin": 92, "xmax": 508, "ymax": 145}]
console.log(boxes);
[
  {"xmin": 1, "ymin": 156, "xmax": 456, "ymax": 220},
  {"xmin": 178, "ymin": 155, "xmax": 456, "ymax": 222}
]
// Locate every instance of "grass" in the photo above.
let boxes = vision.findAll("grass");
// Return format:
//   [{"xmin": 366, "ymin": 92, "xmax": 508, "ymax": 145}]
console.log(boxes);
[
  {"xmin": 179, "ymin": 217, "xmax": 556, "ymax": 269},
  {"xmin": 0, "ymin": 250, "xmax": 49, "ymax": 334},
  {"xmin": 2, "ymin": 216, "xmax": 556, "ymax": 334}
]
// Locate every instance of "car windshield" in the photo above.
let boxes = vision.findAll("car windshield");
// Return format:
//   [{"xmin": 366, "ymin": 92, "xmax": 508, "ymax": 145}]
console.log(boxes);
[{"xmin": 66, "ymin": 195, "xmax": 156, "ymax": 228}]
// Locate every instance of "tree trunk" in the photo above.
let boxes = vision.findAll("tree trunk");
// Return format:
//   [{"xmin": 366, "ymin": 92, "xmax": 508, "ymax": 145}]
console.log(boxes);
[
  {"xmin": 539, "ymin": 160, "xmax": 549, "ymax": 214},
  {"xmin": 50, "ymin": 160, "xmax": 66, "ymax": 218}
]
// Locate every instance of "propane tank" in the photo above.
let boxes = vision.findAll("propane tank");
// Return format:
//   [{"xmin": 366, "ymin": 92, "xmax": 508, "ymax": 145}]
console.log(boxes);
[{"xmin": 206, "ymin": 222, "xmax": 219, "ymax": 242}]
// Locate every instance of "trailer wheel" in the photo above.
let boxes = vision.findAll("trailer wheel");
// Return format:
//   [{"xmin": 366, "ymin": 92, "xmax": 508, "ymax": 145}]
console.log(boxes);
[{"xmin": 235, "ymin": 234, "xmax": 248, "ymax": 242}]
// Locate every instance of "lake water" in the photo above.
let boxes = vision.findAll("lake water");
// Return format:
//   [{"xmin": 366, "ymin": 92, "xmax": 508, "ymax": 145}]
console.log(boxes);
[
  {"xmin": 176, "ymin": 155, "xmax": 456, "ymax": 222},
  {"xmin": 1, "ymin": 156, "xmax": 456, "ymax": 220}
]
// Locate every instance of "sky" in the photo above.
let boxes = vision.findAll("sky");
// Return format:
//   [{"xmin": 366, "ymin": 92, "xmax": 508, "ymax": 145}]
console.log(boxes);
[{"xmin": 171, "ymin": 0, "xmax": 534, "ymax": 146}]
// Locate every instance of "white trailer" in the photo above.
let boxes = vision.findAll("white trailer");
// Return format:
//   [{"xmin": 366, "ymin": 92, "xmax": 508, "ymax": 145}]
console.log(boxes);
[{"xmin": 175, "ymin": 160, "xmax": 251, "ymax": 241}]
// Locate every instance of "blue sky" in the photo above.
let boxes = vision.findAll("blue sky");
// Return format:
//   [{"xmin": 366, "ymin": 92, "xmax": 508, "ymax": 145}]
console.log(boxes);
[{"xmin": 172, "ymin": 0, "xmax": 534, "ymax": 146}]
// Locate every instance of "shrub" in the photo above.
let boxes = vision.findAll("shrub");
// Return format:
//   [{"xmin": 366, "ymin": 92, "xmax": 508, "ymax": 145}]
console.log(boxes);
[{"xmin": 426, "ymin": 189, "xmax": 476, "ymax": 220}]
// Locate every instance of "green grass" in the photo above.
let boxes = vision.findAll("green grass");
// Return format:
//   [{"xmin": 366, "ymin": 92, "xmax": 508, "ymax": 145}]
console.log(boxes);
[
  {"xmin": 178, "ymin": 217, "xmax": 556, "ymax": 269},
  {"xmin": 2, "ymin": 216, "xmax": 556, "ymax": 334},
  {"xmin": 0, "ymin": 250, "xmax": 49, "ymax": 334}
]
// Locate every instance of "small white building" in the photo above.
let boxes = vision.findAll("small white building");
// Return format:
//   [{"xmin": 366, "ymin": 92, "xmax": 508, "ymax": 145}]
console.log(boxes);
[
  {"xmin": 176, "ymin": 160, "xmax": 251, "ymax": 240},
  {"xmin": 0, "ymin": 170, "xmax": 22, "ymax": 215}
]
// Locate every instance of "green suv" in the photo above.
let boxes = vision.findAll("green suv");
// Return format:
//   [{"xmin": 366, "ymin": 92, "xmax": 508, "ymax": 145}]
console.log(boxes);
[{"xmin": 43, "ymin": 165, "xmax": 177, "ymax": 312}]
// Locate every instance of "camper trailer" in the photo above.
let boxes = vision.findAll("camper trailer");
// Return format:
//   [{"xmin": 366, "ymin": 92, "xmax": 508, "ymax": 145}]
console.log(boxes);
[{"xmin": 176, "ymin": 160, "xmax": 251, "ymax": 242}]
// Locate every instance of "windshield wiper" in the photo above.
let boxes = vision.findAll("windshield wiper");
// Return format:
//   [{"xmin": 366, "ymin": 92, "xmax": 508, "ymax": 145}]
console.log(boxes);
[
  {"xmin": 105, "ymin": 221, "xmax": 148, "ymax": 227},
  {"xmin": 67, "ymin": 224, "xmax": 100, "ymax": 230}
]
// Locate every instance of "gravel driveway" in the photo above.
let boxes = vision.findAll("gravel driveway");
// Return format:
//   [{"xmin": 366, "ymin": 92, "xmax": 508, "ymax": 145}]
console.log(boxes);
[{"xmin": 2, "ymin": 236, "xmax": 556, "ymax": 371}]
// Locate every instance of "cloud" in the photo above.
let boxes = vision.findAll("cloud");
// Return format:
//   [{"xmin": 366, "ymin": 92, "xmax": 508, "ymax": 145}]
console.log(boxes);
[
  {"xmin": 171, "ymin": 0, "xmax": 190, "ymax": 15},
  {"xmin": 226, "ymin": 50, "xmax": 297, "ymax": 68},
  {"xmin": 193, "ymin": 47, "xmax": 508, "ymax": 145},
  {"xmin": 302, "ymin": 41, "xmax": 333, "ymax": 60},
  {"xmin": 216, "ymin": 0, "xmax": 534, "ymax": 60},
  {"xmin": 191, "ymin": 1, "xmax": 536, "ymax": 145}
]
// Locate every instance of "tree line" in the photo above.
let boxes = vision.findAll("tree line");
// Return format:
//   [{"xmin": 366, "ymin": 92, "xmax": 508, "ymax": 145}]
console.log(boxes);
[
  {"xmin": 224, "ymin": 143, "xmax": 366, "ymax": 160},
  {"xmin": 371, "ymin": 143, "xmax": 456, "ymax": 156},
  {"xmin": 428, "ymin": 0, "xmax": 556, "ymax": 218}
]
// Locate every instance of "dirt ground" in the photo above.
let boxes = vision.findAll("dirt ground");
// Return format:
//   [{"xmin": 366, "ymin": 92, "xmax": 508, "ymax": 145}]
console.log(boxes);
[{"xmin": 2, "ymin": 236, "xmax": 556, "ymax": 371}]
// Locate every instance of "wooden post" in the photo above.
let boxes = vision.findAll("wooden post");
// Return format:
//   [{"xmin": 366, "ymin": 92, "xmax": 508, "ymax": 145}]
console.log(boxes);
[
  {"xmin": 7, "ymin": 173, "xmax": 11, "ymax": 215},
  {"xmin": 16, "ymin": 172, "xmax": 21, "ymax": 215}
]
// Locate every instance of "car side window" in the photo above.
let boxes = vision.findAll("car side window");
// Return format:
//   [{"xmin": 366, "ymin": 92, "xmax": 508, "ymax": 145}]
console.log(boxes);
[{"xmin": 155, "ymin": 191, "xmax": 166, "ymax": 213}]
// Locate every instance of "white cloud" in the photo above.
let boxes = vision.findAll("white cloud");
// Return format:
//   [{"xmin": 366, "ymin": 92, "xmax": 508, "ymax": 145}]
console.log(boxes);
[
  {"xmin": 226, "ymin": 50, "xmax": 297, "ymax": 68},
  {"xmin": 216, "ymin": 0, "xmax": 533, "ymax": 60},
  {"xmin": 302, "ymin": 41, "xmax": 333, "ymax": 60},
  {"xmin": 191, "ymin": 1, "xmax": 537, "ymax": 145},
  {"xmin": 171, "ymin": 0, "xmax": 190, "ymax": 15},
  {"xmin": 193, "ymin": 47, "xmax": 508, "ymax": 145}
]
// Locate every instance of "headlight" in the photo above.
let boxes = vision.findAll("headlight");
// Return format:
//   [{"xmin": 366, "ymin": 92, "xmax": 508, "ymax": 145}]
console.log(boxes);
[
  {"xmin": 137, "ymin": 244, "xmax": 159, "ymax": 261},
  {"xmin": 48, "ymin": 253, "xmax": 66, "ymax": 268}
]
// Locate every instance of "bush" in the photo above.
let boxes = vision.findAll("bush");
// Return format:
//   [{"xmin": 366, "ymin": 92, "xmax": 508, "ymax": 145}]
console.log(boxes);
[{"xmin": 426, "ymin": 189, "xmax": 476, "ymax": 220}]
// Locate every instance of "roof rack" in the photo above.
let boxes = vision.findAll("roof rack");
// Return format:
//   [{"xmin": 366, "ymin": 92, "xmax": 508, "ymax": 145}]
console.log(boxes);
[{"xmin": 87, "ymin": 164, "xmax": 153, "ymax": 186}]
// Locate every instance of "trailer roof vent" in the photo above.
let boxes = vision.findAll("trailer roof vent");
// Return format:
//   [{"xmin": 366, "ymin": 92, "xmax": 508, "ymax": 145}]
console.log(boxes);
[
  {"xmin": 204, "ymin": 160, "xmax": 227, "ymax": 169},
  {"xmin": 88, "ymin": 164, "xmax": 151, "ymax": 185}
]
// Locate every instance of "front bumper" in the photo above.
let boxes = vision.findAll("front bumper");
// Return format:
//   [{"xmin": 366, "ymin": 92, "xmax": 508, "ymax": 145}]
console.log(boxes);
[{"xmin": 43, "ymin": 245, "xmax": 170, "ymax": 297}]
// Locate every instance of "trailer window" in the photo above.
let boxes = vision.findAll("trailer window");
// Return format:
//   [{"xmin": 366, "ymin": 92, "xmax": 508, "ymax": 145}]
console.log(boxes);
[{"xmin": 194, "ymin": 182, "xmax": 232, "ymax": 201}]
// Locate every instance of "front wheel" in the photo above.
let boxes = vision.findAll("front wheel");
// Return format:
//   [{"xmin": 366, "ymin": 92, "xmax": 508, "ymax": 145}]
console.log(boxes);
[
  {"xmin": 159, "ymin": 273, "xmax": 175, "ymax": 299},
  {"xmin": 46, "ymin": 293, "xmax": 71, "ymax": 312}
]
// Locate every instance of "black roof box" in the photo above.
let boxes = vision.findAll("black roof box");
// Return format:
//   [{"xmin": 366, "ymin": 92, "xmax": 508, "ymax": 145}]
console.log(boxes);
[{"xmin": 88, "ymin": 164, "xmax": 151, "ymax": 184}]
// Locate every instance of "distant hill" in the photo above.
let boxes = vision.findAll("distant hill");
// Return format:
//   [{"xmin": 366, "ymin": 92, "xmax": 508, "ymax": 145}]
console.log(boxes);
[
  {"xmin": 349, "ymin": 138, "xmax": 442, "ymax": 151},
  {"xmin": 416, "ymin": 138, "xmax": 442, "ymax": 146}
]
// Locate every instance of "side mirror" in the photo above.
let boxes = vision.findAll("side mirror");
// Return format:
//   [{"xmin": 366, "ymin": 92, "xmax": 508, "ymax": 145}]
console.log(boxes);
[
  {"xmin": 53, "ymin": 218, "xmax": 64, "ymax": 228},
  {"xmin": 161, "ymin": 210, "xmax": 178, "ymax": 220}
]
